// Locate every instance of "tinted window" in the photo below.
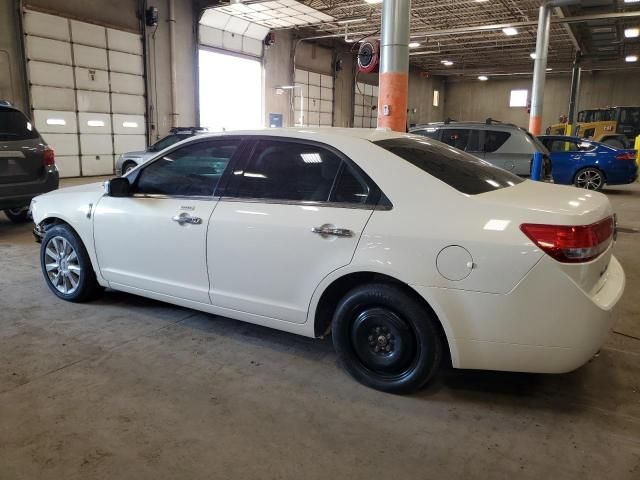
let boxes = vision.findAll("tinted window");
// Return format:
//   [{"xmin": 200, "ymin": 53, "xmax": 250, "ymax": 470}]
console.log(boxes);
[
  {"xmin": 135, "ymin": 139, "xmax": 239, "ymax": 196},
  {"xmin": 0, "ymin": 109, "xmax": 39, "ymax": 141},
  {"xmin": 548, "ymin": 140, "xmax": 595, "ymax": 152},
  {"xmin": 412, "ymin": 128, "xmax": 440, "ymax": 140},
  {"xmin": 484, "ymin": 131, "xmax": 511, "ymax": 153},
  {"xmin": 230, "ymin": 140, "xmax": 341, "ymax": 202},
  {"xmin": 374, "ymin": 137, "xmax": 524, "ymax": 195},
  {"xmin": 331, "ymin": 164, "xmax": 370, "ymax": 204},
  {"xmin": 440, "ymin": 129, "xmax": 482, "ymax": 152},
  {"xmin": 149, "ymin": 134, "xmax": 188, "ymax": 152}
]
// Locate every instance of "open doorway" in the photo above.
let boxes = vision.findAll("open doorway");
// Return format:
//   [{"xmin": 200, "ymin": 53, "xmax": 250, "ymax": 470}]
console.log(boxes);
[{"xmin": 199, "ymin": 49, "xmax": 263, "ymax": 132}]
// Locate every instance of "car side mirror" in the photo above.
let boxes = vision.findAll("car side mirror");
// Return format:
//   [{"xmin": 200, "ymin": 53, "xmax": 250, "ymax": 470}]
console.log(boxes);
[{"xmin": 105, "ymin": 177, "xmax": 132, "ymax": 197}]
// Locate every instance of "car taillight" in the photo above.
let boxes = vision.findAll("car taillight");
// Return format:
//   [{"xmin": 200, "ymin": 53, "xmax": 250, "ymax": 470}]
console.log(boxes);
[
  {"xmin": 520, "ymin": 217, "xmax": 614, "ymax": 263},
  {"xmin": 615, "ymin": 151, "xmax": 636, "ymax": 161},
  {"xmin": 43, "ymin": 147, "xmax": 55, "ymax": 166}
]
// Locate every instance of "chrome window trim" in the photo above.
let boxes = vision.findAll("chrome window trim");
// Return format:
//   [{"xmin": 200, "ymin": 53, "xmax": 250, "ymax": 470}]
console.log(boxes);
[
  {"xmin": 131, "ymin": 193, "xmax": 220, "ymax": 202},
  {"xmin": 218, "ymin": 196, "xmax": 391, "ymax": 211}
]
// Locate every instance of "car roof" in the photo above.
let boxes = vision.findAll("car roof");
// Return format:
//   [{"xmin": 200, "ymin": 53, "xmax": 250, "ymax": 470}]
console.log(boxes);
[
  {"xmin": 411, "ymin": 121, "xmax": 521, "ymax": 131},
  {"xmin": 192, "ymin": 127, "xmax": 407, "ymax": 143}
]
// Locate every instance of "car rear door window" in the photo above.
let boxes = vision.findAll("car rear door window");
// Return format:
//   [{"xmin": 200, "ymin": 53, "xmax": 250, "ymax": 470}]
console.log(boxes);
[
  {"xmin": 228, "ymin": 139, "xmax": 342, "ymax": 202},
  {"xmin": 441, "ymin": 129, "xmax": 482, "ymax": 153},
  {"xmin": 0, "ymin": 109, "xmax": 39, "ymax": 141},
  {"xmin": 331, "ymin": 163, "xmax": 371, "ymax": 204},
  {"xmin": 135, "ymin": 139, "xmax": 240, "ymax": 197},
  {"xmin": 374, "ymin": 137, "xmax": 524, "ymax": 195},
  {"xmin": 412, "ymin": 128, "xmax": 440, "ymax": 140},
  {"xmin": 484, "ymin": 131, "xmax": 511, "ymax": 153}
]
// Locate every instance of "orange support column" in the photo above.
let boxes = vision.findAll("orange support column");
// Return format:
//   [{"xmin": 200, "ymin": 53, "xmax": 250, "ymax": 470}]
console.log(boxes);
[{"xmin": 377, "ymin": 0, "xmax": 411, "ymax": 132}]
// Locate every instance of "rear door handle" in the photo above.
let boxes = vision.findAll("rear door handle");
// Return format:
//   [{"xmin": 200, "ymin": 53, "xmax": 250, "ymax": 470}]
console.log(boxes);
[
  {"xmin": 172, "ymin": 213, "xmax": 202, "ymax": 225},
  {"xmin": 311, "ymin": 224, "xmax": 353, "ymax": 238}
]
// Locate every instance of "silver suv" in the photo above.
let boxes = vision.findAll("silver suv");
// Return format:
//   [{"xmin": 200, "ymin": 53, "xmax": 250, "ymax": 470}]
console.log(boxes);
[{"xmin": 410, "ymin": 119, "xmax": 552, "ymax": 179}]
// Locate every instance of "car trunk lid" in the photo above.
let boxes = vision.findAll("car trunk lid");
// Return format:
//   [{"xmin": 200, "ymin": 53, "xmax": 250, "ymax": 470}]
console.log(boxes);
[{"xmin": 478, "ymin": 180, "xmax": 615, "ymax": 294}]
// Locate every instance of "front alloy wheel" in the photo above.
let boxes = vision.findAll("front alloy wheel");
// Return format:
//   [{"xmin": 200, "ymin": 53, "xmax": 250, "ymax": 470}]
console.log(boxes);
[
  {"xmin": 575, "ymin": 168, "xmax": 604, "ymax": 191},
  {"xmin": 44, "ymin": 235, "xmax": 82, "ymax": 295}
]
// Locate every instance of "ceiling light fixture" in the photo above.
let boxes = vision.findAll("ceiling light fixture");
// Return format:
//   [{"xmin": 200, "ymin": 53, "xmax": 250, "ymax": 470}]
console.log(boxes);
[
  {"xmin": 336, "ymin": 16, "xmax": 367, "ymax": 24},
  {"xmin": 530, "ymin": 52, "xmax": 537, "ymax": 59},
  {"xmin": 442, "ymin": 60, "xmax": 454, "ymax": 66},
  {"xmin": 409, "ymin": 41, "xmax": 421, "ymax": 48},
  {"xmin": 624, "ymin": 0, "xmax": 640, "ymax": 3},
  {"xmin": 364, "ymin": 0, "xmax": 383, "ymax": 3},
  {"xmin": 478, "ymin": 75, "xmax": 489, "ymax": 81},
  {"xmin": 546, "ymin": 67, "xmax": 553, "ymax": 71},
  {"xmin": 625, "ymin": 27, "xmax": 640, "ymax": 38},
  {"xmin": 626, "ymin": 55, "xmax": 638, "ymax": 62},
  {"xmin": 502, "ymin": 27, "xmax": 518, "ymax": 36}
]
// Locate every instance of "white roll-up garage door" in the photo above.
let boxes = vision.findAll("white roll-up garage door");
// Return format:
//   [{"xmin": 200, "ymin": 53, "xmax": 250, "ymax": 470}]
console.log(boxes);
[{"xmin": 23, "ymin": 9, "xmax": 146, "ymax": 177}]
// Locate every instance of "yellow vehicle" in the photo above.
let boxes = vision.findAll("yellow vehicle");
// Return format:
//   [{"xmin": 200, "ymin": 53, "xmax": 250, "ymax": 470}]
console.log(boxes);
[{"xmin": 547, "ymin": 106, "xmax": 640, "ymax": 149}]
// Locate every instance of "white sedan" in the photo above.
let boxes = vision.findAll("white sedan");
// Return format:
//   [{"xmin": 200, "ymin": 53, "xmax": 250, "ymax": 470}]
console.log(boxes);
[{"xmin": 31, "ymin": 128, "xmax": 625, "ymax": 393}]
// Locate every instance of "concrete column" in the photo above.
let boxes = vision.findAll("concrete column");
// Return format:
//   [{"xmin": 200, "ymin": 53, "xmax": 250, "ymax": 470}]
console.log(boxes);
[
  {"xmin": 528, "ymin": 4, "xmax": 551, "ymax": 135},
  {"xmin": 567, "ymin": 57, "xmax": 581, "ymax": 135},
  {"xmin": 377, "ymin": 0, "xmax": 411, "ymax": 132}
]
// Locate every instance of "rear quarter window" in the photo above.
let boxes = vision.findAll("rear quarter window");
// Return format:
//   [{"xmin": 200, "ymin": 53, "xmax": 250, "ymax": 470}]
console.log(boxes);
[
  {"xmin": 374, "ymin": 137, "xmax": 524, "ymax": 195},
  {"xmin": 0, "ymin": 109, "xmax": 39, "ymax": 141}
]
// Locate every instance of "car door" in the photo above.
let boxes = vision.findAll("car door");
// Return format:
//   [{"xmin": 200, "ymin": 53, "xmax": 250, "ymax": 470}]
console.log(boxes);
[
  {"xmin": 482, "ymin": 130, "xmax": 516, "ymax": 171},
  {"xmin": 546, "ymin": 138, "xmax": 593, "ymax": 184},
  {"xmin": 93, "ymin": 137, "xmax": 244, "ymax": 303},
  {"xmin": 440, "ymin": 128, "xmax": 484, "ymax": 160},
  {"xmin": 207, "ymin": 137, "xmax": 379, "ymax": 324}
]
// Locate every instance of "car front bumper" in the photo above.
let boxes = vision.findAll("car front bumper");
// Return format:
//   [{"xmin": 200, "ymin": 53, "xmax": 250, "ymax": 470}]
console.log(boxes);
[{"xmin": 413, "ymin": 253, "xmax": 625, "ymax": 374}]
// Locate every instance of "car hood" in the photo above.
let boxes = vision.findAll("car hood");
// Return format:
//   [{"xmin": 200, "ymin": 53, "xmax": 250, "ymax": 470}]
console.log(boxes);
[{"xmin": 121, "ymin": 150, "xmax": 149, "ymax": 158}]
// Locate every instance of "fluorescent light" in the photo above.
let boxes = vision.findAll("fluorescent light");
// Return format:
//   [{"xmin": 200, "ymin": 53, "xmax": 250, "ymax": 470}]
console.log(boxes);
[
  {"xmin": 364, "ymin": 0, "xmax": 383, "ymax": 3},
  {"xmin": 625, "ymin": 28, "xmax": 640, "ymax": 38},
  {"xmin": 626, "ymin": 55, "xmax": 638, "ymax": 62},
  {"xmin": 87, "ymin": 120, "xmax": 105, "ymax": 127},
  {"xmin": 475, "ymin": 0, "xmax": 490, "ymax": 2},
  {"xmin": 502, "ymin": 27, "xmax": 518, "ymax": 36},
  {"xmin": 46, "ymin": 118, "xmax": 66, "ymax": 125},
  {"xmin": 530, "ymin": 52, "xmax": 537, "ymax": 59},
  {"xmin": 122, "ymin": 121, "xmax": 138, "ymax": 128},
  {"xmin": 478, "ymin": 75, "xmax": 489, "ymax": 81},
  {"xmin": 546, "ymin": 67, "xmax": 553, "ymax": 71},
  {"xmin": 336, "ymin": 16, "xmax": 366, "ymax": 24},
  {"xmin": 442, "ymin": 60, "xmax": 454, "ymax": 66},
  {"xmin": 409, "ymin": 42, "xmax": 421, "ymax": 48},
  {"xmin": 624, "ymin": 0, "xmax": 640, "ymax": 3},
  {"xmin": 301, "ymin": 153, "xmax": 322, "ymax": 163}
]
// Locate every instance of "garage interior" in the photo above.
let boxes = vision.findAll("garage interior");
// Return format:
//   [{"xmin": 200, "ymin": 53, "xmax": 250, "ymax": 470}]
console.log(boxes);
[{"xmin": 1, "ymin": 0, "xmax": 640, "ymax": 478}]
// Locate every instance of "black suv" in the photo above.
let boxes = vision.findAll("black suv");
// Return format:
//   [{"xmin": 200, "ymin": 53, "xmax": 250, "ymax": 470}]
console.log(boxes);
[{"xmin": 0, "ymin": 102, "xmax": 59, "ymax": 223}]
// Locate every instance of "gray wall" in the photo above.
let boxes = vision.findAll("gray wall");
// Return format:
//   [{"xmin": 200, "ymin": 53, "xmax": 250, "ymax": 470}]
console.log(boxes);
[{"xmin": 444, "ymin": 72, "xmax": 640, "ymax": 130}]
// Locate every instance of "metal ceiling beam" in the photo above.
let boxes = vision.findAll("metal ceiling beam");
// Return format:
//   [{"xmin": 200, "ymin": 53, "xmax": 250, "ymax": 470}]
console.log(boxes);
[{"xmin": 316, "ymin": 10, "xmax": 640, "ymax": 38}]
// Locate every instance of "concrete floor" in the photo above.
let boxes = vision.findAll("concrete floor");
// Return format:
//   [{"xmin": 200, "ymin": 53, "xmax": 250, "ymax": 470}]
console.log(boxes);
[{"xmin": 1, "ymin": 178, "xmax": 639, "ymax": 480}]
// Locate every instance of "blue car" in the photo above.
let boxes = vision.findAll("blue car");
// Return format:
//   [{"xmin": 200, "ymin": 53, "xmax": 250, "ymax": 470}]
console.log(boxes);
[{"xmin": 538, "ymin": 135, "xmax": 638, "ymax": 191}]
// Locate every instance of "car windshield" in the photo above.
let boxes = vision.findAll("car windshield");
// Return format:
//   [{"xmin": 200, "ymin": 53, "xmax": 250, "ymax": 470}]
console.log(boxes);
[
  {"xmin": 374, "ymin": 137, "xmax": 524, "ymax": 195},
  {"xmin": 0, "ymin": 109, "xmax": 40, "ymax": 141},
  {"xmin": 149, "ymin": 134, "xmax": 189, "ymax": 152}
]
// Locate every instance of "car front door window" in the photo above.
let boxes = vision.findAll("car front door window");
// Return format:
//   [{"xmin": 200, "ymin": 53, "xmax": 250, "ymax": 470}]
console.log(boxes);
[{"xmin": 135, "ymin": 140, "xmax": 241, "ymax": 197}]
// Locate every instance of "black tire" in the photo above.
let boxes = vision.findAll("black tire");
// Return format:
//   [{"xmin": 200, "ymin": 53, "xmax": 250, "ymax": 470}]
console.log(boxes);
[
  {"xmin": 122, "ymin": 161, "xmax": 137, "ymax": 175},
  {"xmin": 603, "ymin": 138, "xmax": 625, "ymax": 149},
  {"xmin": 574, "ymin": 167, "xmax": 605, "ymax": 191},
  {"xmin": 331, "ymin": 283, "xmax": 443, "ymax": 394},
  {"xmin": 4, "ymin": 207, "xmax": 30, "ymax": 223},
  {"xmin": 40, "ymin": 224, "xmax": 102, "ymax": 302}
]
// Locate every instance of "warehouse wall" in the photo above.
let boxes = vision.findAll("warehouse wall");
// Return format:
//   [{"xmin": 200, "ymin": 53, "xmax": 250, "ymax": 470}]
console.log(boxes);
[
  {"xmin": 444, "ymin": 71, "xmax": 640, "ymax": 131},
  {"xmin": 14, "ymin": 0, "xmax": 197, "ymax": 143}
]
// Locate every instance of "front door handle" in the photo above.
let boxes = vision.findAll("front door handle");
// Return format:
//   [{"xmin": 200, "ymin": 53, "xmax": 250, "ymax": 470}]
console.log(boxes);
[
  {"xmin": 311, "ymin": 224, "xmax": 354, "ymax": 238},
  {"xmin": 172, "ymin": 213, "xmax": 202, "ymax": 225}
]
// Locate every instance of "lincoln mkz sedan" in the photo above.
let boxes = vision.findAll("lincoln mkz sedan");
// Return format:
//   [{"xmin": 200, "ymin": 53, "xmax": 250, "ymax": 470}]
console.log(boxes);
[{"xmin": 31, "ymin": 129, "xmax": 625, "ymax": 393}]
